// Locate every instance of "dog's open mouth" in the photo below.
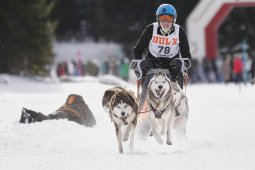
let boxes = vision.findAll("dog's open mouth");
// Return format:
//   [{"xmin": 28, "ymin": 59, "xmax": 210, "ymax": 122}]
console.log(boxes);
[{"xmin": 156, "ymin": 89, "xmax": 165, "ymax": 97}]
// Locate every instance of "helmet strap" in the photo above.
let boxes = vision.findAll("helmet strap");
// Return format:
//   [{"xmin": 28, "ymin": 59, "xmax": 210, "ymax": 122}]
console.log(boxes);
[
  {"xmin": 158, "ymin": 22, "xmax": 173, "ymax": 36},
  {"xmin": 160, "ymin": 28, "xmax": 170, "ymax": 36}
]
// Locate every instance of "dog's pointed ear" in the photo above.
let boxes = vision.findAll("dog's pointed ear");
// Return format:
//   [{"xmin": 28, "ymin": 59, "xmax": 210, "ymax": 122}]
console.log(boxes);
[
  {"xmin": 166, "ymin": 77, "xmax": 171, "ymax": 85},
  {"xmin": 166, "ymin": 73, "xmax": 171, "ymax": 80},
  {"xmin": 155, "ymin": 72, "xmax": 160, "ymax": 77},
  {"xmin": 148, "ymin": 78, "xmax": 154, "ymax": 92},
  {"xmin": 102, "ymin": 90, "xmax": 114, "ymax": 106}
]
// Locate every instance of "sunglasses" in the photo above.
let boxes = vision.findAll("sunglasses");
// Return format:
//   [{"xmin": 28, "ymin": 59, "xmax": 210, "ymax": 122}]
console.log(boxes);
[{"xmin": 158, "ymin": 15, "xmax": 173, "ymax": 22}]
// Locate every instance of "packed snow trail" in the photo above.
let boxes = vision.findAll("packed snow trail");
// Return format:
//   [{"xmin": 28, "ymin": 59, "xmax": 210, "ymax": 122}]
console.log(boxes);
[{"xmin": 1, "ymin": 75, "xmax": 255, "ymax": 170}]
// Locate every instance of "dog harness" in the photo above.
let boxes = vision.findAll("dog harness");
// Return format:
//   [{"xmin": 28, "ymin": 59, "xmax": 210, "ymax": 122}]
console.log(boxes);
[{"xmin": 150, "ymin": 103, "xmax": 167, "ymax": 119}]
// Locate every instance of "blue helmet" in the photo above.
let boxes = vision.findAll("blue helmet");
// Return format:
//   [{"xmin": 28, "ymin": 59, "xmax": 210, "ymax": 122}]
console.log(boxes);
[{"xmin": 156, "ymin": 4, "xmax": 177, "ymax": 22}]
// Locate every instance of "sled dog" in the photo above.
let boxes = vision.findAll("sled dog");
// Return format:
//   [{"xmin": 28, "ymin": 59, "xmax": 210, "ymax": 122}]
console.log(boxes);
[
  {"xmin": 171, "ymin": 82, "xmax": 189, "ymax": 137},
  {"xmin": 102, "ymin": 86, "xmax": 138, "ymax": 153},
  {"xmin": 147, "ymin": 72, "xmax": 175, "ymax": 145}
]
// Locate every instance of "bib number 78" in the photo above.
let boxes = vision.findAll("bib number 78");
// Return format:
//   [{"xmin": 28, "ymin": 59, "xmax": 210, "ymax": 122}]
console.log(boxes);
[{"xmin": 158, "ymin": 46, "xmax": 170, "ymax": 54}]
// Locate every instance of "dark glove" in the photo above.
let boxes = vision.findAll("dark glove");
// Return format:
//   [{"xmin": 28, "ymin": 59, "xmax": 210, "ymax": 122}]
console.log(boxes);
[
  {"xmin": 184, "ymin": 60, "xmax": 191, "ymax": 69},
  {"xmin": 169, "ymin": 59, "xmax": 182, "ymax": 73},
  {"xmin": 169, "ymin": 59, "xmax": 182, "ymax": 81},
  {"xmin": 135, "ymin": 71, "xmax": 141, "ymax": 78}
]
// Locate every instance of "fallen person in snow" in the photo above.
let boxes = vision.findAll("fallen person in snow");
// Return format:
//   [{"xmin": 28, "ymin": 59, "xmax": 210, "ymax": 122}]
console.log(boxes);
[{"xmin": 19, "ymin": 94, "xmax": 96, "ymax": 127}]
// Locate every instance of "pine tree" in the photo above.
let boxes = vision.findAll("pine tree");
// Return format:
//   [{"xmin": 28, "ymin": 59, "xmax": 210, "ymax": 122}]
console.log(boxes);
[
  {"xmin": 51, "ymin": 0, "xmax": 88, "ymax": 41},
  {"xmin": 0, "ymin": 0, "xmax": 57, "ymax": 75}
]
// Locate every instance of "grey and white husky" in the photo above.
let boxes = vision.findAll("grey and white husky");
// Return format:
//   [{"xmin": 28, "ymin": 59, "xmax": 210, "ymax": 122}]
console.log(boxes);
[
  {"xmin": 171, "ymin": 82, "xmax": 189, "ymax": 137},
  {"xmin": 102, "ymin": 86, "xmax": 138, "ymax": 153},
  {"xmin": 146, "ymin": 72, "xmax": 176, "ymax": 145}
]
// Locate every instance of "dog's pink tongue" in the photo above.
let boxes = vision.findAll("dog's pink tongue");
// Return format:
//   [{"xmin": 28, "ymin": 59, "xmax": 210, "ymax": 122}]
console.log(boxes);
[
  {"xmin": 156, "ymin": 90, "xmax": 160, "ymax": 96},
  {"xmin": 160, "ymin": 91, "xmax": 164, "ymax": 97},
  {"xmin": 156, "ymin": 89, "xmax": 165, "ymax": 97}
]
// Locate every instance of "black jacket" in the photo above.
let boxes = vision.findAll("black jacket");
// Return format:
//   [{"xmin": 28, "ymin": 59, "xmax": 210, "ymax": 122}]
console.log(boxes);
[{"xmin": 132, "ymin": 23, "xmax": 192, "ymax": 63}]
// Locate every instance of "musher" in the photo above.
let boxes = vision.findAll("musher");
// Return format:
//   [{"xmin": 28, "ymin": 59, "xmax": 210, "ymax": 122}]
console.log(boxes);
[{"xmin": 132, "ymin": 4, "xmax": 192, "ymax": 89}]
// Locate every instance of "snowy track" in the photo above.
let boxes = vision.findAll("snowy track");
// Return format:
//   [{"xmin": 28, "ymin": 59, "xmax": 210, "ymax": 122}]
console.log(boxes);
[{"xmin": 1, "ymin": 75, "xmax": 255, "ymax": 170}]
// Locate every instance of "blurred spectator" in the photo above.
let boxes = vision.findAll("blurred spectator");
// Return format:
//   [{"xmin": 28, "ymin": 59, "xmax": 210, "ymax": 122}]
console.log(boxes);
[
  {"xmin": 72, "ymin": 60, "xmax": 79, "ymax": 76},
  {"xmin": 77, "ymin": 59, "xmax": 83, "ymax": 76},
  {"xmin": 119, "ymin": 58, "xmax": 129, "ymax": 81},
  {"xmin": 233, "ymin": 55, "xmax": 243, "ymax": 83},
  {"xmin": 202, "ymin": 58, "xmax": 217, "ymax": 83},
  {"xmin": 189, "ymin": 59, "xmax": 207, "ymax": 83},
  {"xmin": 68, "ymin": 61, "xmax": 75, "ymax": 76},
  {"xmin": 211, "ymin": 59, "xmax": 222, "ymax": 82},
  {"xmin": 57, "ymin": 62, "xmax": 65, "ymax": 77},
  {"xmin": 202, "ymin": 58, "xmax": 211, "ymax": 82},
  {"xmin": 63, "ymin": 61, "xmax": 69, "ymax": 76},
  {"xmin": 250, "ymin": 56, "xmax": 255, "ymax": 85},
  {"xmin": 102, "ymin": 61, "xmax": 109, "ymax": 75},
  {"xmin": 221, "ymin": 55, "xmax": 232, "ymax": 83}
]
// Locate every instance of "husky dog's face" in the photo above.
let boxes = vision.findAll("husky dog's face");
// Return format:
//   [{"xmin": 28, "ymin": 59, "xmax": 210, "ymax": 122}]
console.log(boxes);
[
  {"xmin": 112, "ymin": 100, "xmax": 133, "ymax": 120},
  {"xmin": 150, "ymin": 72, "xmax": 171, "ymax": 99}
]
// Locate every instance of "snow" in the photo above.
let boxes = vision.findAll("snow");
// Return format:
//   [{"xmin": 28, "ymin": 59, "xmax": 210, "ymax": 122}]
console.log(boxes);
[{"xmin": 1, "ymin": 74, "xmax": 255, "ymax": 170}]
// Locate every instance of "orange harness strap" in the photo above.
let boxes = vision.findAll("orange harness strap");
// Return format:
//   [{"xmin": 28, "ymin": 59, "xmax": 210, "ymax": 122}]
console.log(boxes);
[{"xmin": 57, "ymin": 106, "xmax": 80, "ymax": 117}]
